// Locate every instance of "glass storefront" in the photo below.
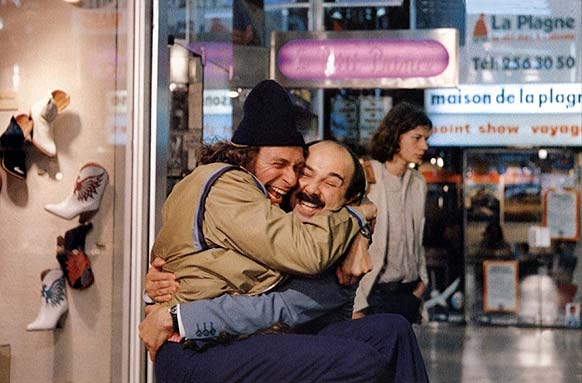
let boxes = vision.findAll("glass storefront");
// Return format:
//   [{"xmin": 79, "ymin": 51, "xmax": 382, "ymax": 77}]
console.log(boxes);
[
  {"xmin": 464, "ymin": 149, "xmax": 581, "ymax": 327},
  {"xmin": 155, "ymin": 1, "xmax": 581, "ymax": 333},
  {"xmin": 2, "ymin": 0, "xmax": 571, "ymax": 381},
  {"xmin": 425, "ymin": 0, "xmax": 582, "ymax": 327},
  {"xmin": 0, "ymin": 1, "xmax": 147, "ymax": 382}
]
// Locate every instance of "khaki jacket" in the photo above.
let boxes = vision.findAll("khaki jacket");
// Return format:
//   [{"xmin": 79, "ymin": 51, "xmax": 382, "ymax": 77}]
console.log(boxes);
[
  {"xmin": 354, "ymin": 160, "xmax": 428, "ymax": 312},
  {"xmin": 152, "ymin": 163, "xmax": 363, "ymax": 306}
]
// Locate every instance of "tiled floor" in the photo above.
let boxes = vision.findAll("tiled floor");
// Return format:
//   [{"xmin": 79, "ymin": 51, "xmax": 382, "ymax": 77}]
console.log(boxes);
[{"xmin": 415, "ymin": 323, "xmax": 582, "ymax": 383}]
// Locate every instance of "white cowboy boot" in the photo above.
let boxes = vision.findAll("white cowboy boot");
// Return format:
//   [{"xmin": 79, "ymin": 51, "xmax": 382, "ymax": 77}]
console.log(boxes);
[
  {"xmin": 27, "ymin": 268, "xmax": 68, "ymax": 331},
  {"xmin": 30, "ymin": 90, "xmax": 70, "ymax": 157},
  {"xmin": 45, "ymin": 163, "xmax": 108, "ymax": 220}
]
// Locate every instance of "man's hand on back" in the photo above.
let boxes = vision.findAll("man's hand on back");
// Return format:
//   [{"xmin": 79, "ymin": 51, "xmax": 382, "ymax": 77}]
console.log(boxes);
[
  {"xmin": 354, "ymin": 198, "xmax": 377, "ymax": 222},
  {"xmin": 145, "ymin": 257, "xmax": 179, "ymax": 303},
  {"xmin": 336, "ymin": 233, "xmax": 372, "ymax": 286}
]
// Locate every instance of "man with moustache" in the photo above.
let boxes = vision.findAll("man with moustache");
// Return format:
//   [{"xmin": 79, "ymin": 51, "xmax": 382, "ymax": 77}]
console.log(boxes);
[
  {"xmin": 143, "ymin": 80, "xmax": 393, "ymax": 382},
  {"xmin": 144, "ymin": 140, "xmax": 369, "ymax": 340},
  {"xmin": 147, "ymin": 81, "xmax": 373, "ymax": 308},
  {"xmin": 143, "ymin": 140, "xmax": 429, "ymax": 383}
]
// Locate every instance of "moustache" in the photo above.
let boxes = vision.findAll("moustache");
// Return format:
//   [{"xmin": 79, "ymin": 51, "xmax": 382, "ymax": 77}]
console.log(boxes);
[{"xmin": 295, "ymin": 191, "xmax": 325, "ymax": 209}]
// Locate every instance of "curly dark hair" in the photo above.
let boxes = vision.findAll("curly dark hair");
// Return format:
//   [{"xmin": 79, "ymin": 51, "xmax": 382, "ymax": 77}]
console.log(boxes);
[
  {"xmin": 199, "ymin": 141, "xmax": 260, "ymax": 170},
  {"xmin": 368, "ymin": 102, "xmax": 432, "ymax": 163}
]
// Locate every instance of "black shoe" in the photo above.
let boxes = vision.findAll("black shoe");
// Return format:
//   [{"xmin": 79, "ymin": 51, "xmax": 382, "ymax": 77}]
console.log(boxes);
[
  {"xmin": 63, "ymin": 222, "xmax": 93, "ymax": 251},
  {"xmin": 0, "ymin": 115, "xmax": 28, "ymax": 179}
]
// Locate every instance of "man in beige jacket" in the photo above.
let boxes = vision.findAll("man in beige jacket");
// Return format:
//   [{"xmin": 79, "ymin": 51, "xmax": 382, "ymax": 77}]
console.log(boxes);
[
  {"xmin": 142, "ymin": 82, "xmax": 428, "ymax": 383},
  {"xmin": 149, "ymin": 82, "xmax": 372, "ymax": 306}
]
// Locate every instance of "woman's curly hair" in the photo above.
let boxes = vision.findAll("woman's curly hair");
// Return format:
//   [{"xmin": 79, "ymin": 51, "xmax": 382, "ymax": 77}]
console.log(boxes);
[{"xmin": 368, "ymin": 102, "xmax": 432, "ymax": 163}]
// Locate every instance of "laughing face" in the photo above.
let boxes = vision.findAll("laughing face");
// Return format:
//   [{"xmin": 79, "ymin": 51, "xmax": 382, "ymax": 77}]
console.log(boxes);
[
  {"xmin": 251, "ymin": 146, "xmax": 306, "ymax": 205},
  {"xmin": 291, "ymin": 141, "xmax": 355, "ymax": 222}
]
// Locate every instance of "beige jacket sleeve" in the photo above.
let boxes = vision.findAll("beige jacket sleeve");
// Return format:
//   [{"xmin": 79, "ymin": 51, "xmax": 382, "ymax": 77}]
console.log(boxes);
[{"xmin": 203, "ymin": 170, "xmax": 364, "ymax": 275}]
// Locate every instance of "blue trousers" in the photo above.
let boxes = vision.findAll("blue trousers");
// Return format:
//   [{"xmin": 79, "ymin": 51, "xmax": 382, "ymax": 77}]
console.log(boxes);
[
  {"xmin": 366, "ymin": 287, "xmax": 423, "ymax": 324},
  {"xmin": 155, "ymin": 314, "xmax": 429, "ymax": 383}
]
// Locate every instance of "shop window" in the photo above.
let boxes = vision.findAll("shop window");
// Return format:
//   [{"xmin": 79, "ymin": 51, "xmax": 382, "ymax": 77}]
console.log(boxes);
[
  {"xmin": 322, "ymin": 0, "xmax": 408, "ymax": 30},
  {"xmin": 266, "ymin": 8, "xmax": 309, "ymax": 32},
  {"xmin": 265, "ymin": 1, "xmax": 310, "ymax": 47},
  {"xmin": 0, "ymin": 1, "xmax": 131, "ymax": 381},
  {"xmin": 324, "ymin": 6, "xmax": 390, "ymax": 30},
  {"xmin": 464, "ymin": 149, "xmax": 581, "ymax": 327},
  {"xmin": 168, "ymin": 44, "xmax": 206, "ymax": 194},
  {"xmin": 416, "ymin": 0, "xmax": 465, "ymax": 45},
  {"xmin": 420, "ymin": 147, "xmax": 465, "ymax": 323},
  {"xmin": 324, "ymin": 88, "xmax": 423, "ymax": 155}
]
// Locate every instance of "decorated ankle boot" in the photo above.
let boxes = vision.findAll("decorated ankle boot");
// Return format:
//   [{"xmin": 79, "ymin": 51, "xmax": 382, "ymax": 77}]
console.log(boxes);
[
  {"xmin": 0, "ymin": 114, "xmax": 32, "ymax": 179},
  {"xmin": 57, "ymin": 223, "xmax": 94, "ymax": 289},
  {"xmin": 27, "ymin": 268, "xmax": 68, "ymax": 331},
  {"xmin": 45, "ymin": 163, "xmax": 108, "ymax": 220},
  {"xmin": 30, "ymin": 89, "xmax": 70, "ymax": 157}
]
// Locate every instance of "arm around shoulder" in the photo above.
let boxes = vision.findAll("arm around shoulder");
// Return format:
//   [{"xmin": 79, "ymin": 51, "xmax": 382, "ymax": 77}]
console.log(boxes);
[{"xmin": 204, "ymin": 171, "xmax": 367, "ymax": 275}]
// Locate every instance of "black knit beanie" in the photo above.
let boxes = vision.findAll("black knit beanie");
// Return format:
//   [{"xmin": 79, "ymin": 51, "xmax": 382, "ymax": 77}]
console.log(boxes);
[{"xmin": 232, "ymin": 80, "xmax": 305, "ymax": 147}]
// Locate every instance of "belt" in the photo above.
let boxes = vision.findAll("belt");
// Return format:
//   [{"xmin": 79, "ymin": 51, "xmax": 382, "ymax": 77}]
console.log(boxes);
[{"xmin": 376, "ymin": 280, "xmax": 419, "ymax": 293}]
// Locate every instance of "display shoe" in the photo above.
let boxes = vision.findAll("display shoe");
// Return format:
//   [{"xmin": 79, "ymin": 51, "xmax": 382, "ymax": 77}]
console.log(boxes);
[
  {"xmin": 26, "ymin": 268, "xmax": 68, "ymax": 331},
  {"xmin": 30, "ymin": 89, "xmax": 70, "ymax": 157},
  {"xmin": 57, "ymin": 243, "xmax": 95, "ymax": 290},
  {"xmin": 45, "ymin": 163, "xmax": 108, "ymax": 220},
  {"xmin": 0, "ymin": 114, "xmax": 32, "ymax": 179},
  {"xmin": 63, "ymin": 222, "xmax": 93, "ymax": 251},
  {"xmin": 56, "ymin": 223, "xmax": 94, "ymax": 289}
]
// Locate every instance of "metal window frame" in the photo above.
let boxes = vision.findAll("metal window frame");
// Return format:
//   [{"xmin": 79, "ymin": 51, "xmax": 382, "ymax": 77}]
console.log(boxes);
[{"xmin": 125, "ymin": 1, "xmax": 166, "ymax": 383}]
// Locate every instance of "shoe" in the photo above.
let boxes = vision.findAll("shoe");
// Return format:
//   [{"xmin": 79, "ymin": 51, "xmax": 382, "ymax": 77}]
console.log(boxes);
[
  {"xmin": 45, "ymin": 163, "xmax": 108, "ymax": 220},
  {"xmin": 26, "ymin": 268, "xmax": 68, "ymax": 331},
  {"xmin": 30, "ymin": 90, "xmax": 70, "ymax": 157},
  {"xmin": 63, "ymin": 222, "xmax": 93, "ymax": 251},
  {"xmin": 0, "ymin": 114, "xmax": 32, "ymax": 179},
  {"xmin": 57, "ymin": 223, "xmax": 95, "ymax": 289},
  {"xmin": 57, "ymin": 248, "xmax": 94, "ymax": 290}
]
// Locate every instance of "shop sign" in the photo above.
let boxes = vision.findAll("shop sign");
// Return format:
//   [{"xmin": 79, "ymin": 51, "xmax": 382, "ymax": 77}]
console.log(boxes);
[
  {"xmin": 425, "ymin": 83, "xmax": 582, "ymax": 114},
  {"xmin": 544, "ymin": 190, "xmax": 579, "ymax": 241},
  {"xmin": 271, "ymin": 29, "xmax": 458, "ymax": 89},
  {"xmin": 463, "ymin": 1, "xmax": 581, "ymax": 83},
  {"xmin": 204, "ymin": 114, "xmax": 233, "ymax": 143},
  {"xmin": 427, "ymin": 114, "xmax": 582, "ymax": 147},
  {"xmin": 483, "ymin": 260, "xmax": 519, "ymax": 313},
  {"xmin": 202, "ymin": 89, "xmax": 233, "ymax": 142},
  {"xmin": 359, "ymin": 96, "xmax": 392, "ymax": 142},
  {"xmin": 203, "ymin": 90, "xmax": 232, "ymax": 115},
  {"xmin": 330, "ymin": 95, "xmax": 358, "ymax": 142}
]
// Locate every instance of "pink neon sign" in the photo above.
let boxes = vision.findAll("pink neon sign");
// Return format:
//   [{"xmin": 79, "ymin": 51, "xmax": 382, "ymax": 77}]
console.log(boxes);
[{"xmin": 277, "ymin": 39, "xmax": 449, "ymax": 80}]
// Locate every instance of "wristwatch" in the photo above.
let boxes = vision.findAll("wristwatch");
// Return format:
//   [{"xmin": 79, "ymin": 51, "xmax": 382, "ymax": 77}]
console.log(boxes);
[
  {"xmin": 359, "ymin": 224, "xmax": 373, "ymax": 245},
  {"xmin": 169, "ymin": 305, "xmax": 179, "ymax": 333}
]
